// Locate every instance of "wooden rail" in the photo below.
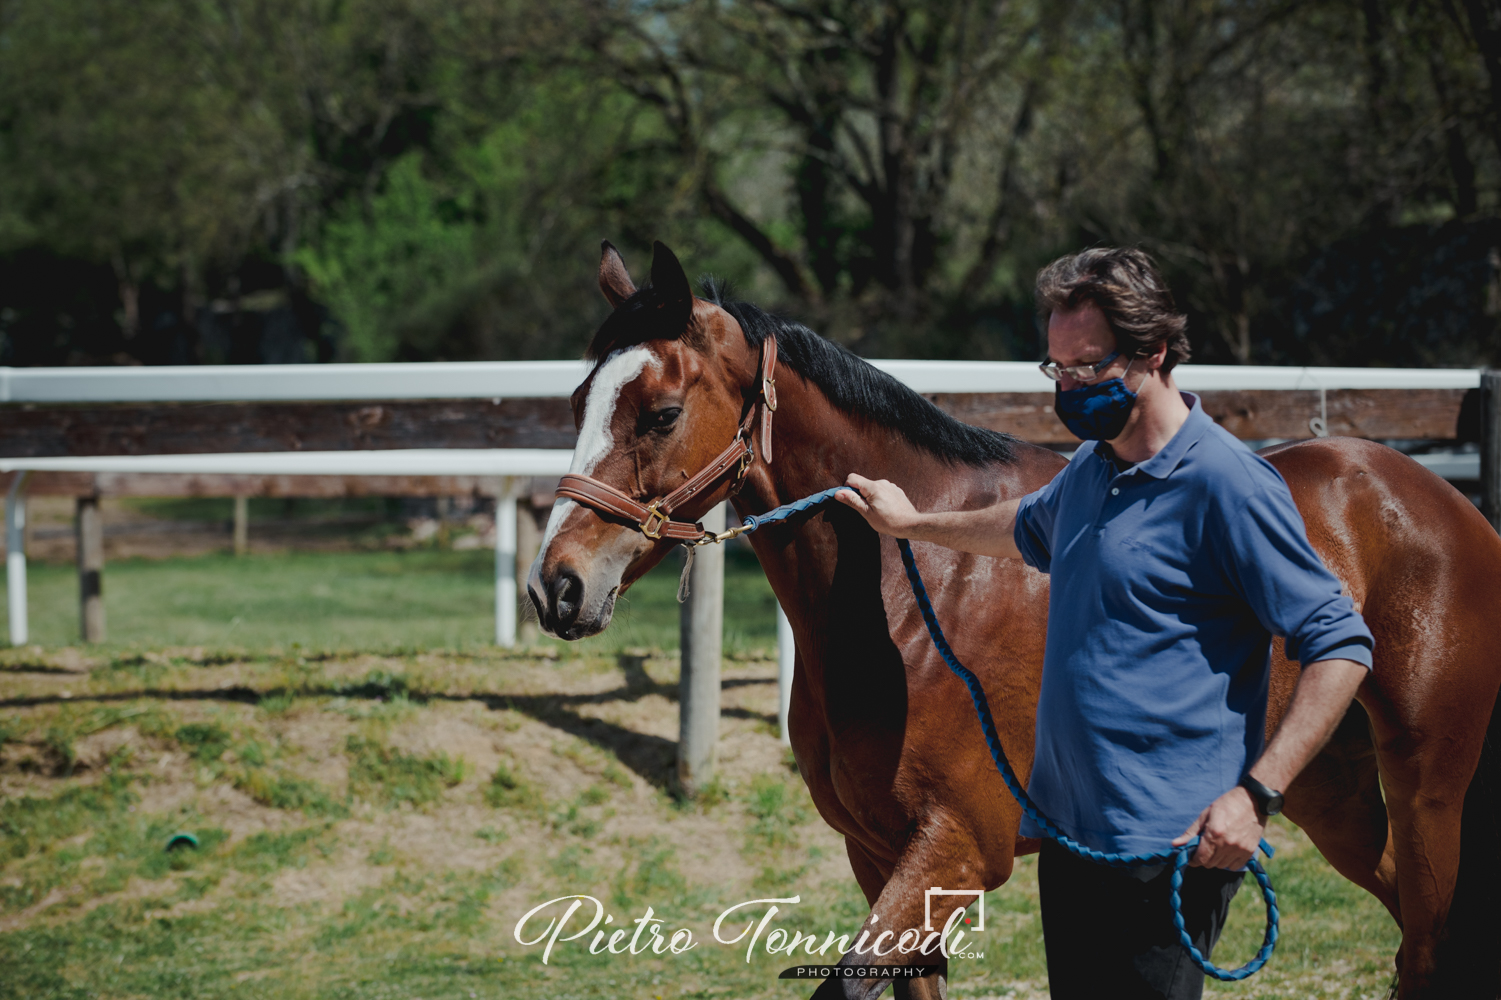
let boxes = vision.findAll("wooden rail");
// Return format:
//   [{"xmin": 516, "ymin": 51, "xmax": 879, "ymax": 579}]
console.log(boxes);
[
  {"xmin": 0, "ymin": 399, "xmax": 577, "ymax": 457},
  {"xmin": 934, "ymin": 388, "xmax": 1476, "ymax": 445},
  {"xmin": 0, "ymin": 388, "xmax": 1478, "ymax": 458},
  {"xmin": 0, "ymin": 470, "xmax": 517, "ymax": 499}
]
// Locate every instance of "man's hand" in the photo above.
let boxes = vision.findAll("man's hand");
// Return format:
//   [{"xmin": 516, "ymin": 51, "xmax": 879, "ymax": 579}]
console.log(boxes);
[
  {"xmin": 833, "ymin": 473, "xmax": 1026, "ymax": 558},
  {"xmin": 1172, "ymin": 787, "xmax": 1266, "ymax": 869},
  {"xmin": 834, "ymin": 474, "xmax": 921, "ymax": 536}
]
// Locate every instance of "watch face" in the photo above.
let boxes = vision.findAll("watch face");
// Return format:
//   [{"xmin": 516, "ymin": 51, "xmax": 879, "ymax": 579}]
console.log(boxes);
[{"xmin": 1265, "ymin": 792, "xmax": 1284, "ymax": 816}]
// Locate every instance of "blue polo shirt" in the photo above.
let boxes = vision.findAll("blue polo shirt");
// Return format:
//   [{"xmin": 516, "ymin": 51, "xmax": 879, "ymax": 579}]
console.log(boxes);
[{"xmin": 1012, "ymin": 392, "xmax": 1373, "ymax": 856}]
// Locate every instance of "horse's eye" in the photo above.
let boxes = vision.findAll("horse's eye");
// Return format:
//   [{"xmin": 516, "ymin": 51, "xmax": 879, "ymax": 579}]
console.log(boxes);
[{"xmin": 648, "ymin": 407, "xmax": 682, "ymax": 432}]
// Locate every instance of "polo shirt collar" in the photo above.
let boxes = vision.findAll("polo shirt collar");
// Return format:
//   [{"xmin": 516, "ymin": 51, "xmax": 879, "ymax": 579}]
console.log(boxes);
[{"xmin": 1098, "ymin": 391, "xmax": 1212, "ymax": 480}]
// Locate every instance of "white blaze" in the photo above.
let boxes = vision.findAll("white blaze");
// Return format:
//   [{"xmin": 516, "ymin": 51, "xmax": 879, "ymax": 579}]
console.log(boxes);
[{"xmin": 539, "ymin": 346, "xmax": 659, "ymax": 552}]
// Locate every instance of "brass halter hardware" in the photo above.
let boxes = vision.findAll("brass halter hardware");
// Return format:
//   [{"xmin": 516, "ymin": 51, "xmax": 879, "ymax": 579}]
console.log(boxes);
[{"xmin": 640, "ymin": 504, "xmax": 670, "ymax": 541}]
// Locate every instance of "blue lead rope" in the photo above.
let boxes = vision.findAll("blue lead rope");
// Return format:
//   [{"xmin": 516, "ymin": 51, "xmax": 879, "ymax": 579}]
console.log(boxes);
[{"xmin": 732, "ymin": 486, "xmax": 1279, "ymax": 981}]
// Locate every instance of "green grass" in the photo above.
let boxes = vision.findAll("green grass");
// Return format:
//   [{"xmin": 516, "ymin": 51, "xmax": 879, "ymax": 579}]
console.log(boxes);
[
  {"xmin": 345, "ymin": 735, "xmax": 468, "ymax": 808},
  {"xmin": 485, "ymin": 762, "xmax": 545, "ymax": 812},
  {"xmin": 122, "ymin": 496, "xmax": 396, "ymax": 523},
  {"xmin": 0, "ymin": 546, "xmax": 779, "ymax": 654},
  {"xmin": 0, "ymin": 728, "xmax": 1407, "ymax": 1000}
]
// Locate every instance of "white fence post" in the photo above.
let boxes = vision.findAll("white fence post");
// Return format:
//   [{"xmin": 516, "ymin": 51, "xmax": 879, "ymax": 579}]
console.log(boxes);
[
  {"xmin": 6, "ymin": 472, "xmax": 27, "ymax": 646},
  {"xmin": 679, "ymin": 502, "xmax": 726, "ymax": 795},
  {"xmin": 495, "ymin": 479, "xmax": 517, "ymax": 647},
  {"xmin": 777, "ymin": 603, "xmax": 795, "ymax": 746}
]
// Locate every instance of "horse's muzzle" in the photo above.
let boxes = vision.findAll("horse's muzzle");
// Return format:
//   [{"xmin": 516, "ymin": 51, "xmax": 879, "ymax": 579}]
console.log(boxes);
[{"xmin": 529, "ymin": 563, "xmax": 613, "ymax": 640}]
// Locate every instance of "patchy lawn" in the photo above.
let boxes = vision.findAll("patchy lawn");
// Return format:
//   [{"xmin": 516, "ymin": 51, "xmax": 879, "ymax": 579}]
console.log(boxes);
[{"xmin": 0, "ymin": 640, "xmax": 1400, "ymax": 1000}]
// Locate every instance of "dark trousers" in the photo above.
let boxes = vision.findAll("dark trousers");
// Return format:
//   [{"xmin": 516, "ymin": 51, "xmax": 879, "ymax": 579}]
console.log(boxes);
[{"xmin": 1038, "ymin": 839, "xmax": 1244, "ymax": 1000}]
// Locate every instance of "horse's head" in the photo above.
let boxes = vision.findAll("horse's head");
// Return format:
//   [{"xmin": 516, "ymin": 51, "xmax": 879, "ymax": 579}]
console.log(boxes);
[{"xmin": 528, "ymin": 241, "xmax": 768, "ymax": 639}]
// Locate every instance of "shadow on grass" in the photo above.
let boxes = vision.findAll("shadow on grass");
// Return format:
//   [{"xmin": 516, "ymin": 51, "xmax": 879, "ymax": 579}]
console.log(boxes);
[
  {"xmin": 0, "ymin": 662, "xmax": 89, "ymax": 675},
  {"xmin": 0, "ymin": 668, "xmax": 779, "ymax": 791}
]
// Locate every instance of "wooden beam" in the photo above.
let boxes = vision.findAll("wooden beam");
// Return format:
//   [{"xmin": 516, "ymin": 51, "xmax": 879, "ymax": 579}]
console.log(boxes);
[
  {"xmin": 0, "ymin": 388, "xmax": 1474, "ymax": 463},
  {"xmin": 76, "ymin": 496, "xmax": 105, "ymax": 643},
  {"xmin": 0, "ymin": 398, "xmax": 576, "ymax": 457},
  {"xmin": 2, "ymin": 471, "xmax": 517, "ymax": 499},
  {"xmin": 232, "ymin": 496, "xmax": 249, "ymax": 556},
  {"xmin": 926, "ymin": 388, "xmax": 1472, "ymax": 446},
  {"xmin": 516, "ymin": 499, "xmax": 541, "ymax": 645}
]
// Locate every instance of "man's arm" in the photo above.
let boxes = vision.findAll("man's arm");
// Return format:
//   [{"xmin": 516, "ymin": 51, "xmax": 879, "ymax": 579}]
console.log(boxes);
[
  {"xmin": 1172, "ymin": 657, "xmax": 1368, "ymax": 868},
  {"xmin": 833, "ymin": 473, "xmax": 1026, "ymax": 559}
]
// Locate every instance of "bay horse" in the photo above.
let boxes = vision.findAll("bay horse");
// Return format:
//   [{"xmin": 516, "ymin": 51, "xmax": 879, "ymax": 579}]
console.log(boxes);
[{"xmin": 528, "ymin": 241, "xmax": 1501, "ymax": 999}]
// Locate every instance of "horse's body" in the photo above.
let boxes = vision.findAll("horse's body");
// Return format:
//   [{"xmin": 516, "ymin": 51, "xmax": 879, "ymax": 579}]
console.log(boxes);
[{"xmin": 531, "ymin": 243, "xmax": 1501, "ymax": 999}]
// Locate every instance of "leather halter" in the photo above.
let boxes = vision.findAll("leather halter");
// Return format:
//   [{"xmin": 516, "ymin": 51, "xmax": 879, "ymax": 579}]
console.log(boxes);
[{"xmin": 555, "ymin": 337, "xmax": 778, "ymax": 545}]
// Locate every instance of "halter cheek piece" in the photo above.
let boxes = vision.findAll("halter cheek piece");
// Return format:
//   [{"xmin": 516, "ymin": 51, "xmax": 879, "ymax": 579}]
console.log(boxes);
[{"xmin": 555, "ymin": 337, "xmax": 778, "ymax": 546}]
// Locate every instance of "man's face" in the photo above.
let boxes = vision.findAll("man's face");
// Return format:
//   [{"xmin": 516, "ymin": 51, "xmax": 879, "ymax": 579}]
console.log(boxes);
[{"xmin": 1046, "ymin": 302, "xmax": 1128, "ymax": 392}]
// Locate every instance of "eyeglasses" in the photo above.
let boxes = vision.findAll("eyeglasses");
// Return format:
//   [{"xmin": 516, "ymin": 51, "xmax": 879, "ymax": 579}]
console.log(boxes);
[{"xmin": 1038, "ymin": 350, "xmax": 1122, "ymax": 383}]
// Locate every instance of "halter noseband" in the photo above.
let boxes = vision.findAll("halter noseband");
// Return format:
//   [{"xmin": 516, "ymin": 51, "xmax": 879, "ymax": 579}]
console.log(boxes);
[{"xmin": 555, "ymin": 336, "xmax": 778, "ymax": 546}]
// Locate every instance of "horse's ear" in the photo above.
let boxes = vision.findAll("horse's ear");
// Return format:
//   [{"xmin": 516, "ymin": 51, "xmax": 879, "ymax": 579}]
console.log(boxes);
[
  {"xmin": 649, "ymin": 241, "xmax": 694, "ymax": 334},
  {"xmin": 599, "ymin": 240, "xmax": 636, "ymax": 309}
]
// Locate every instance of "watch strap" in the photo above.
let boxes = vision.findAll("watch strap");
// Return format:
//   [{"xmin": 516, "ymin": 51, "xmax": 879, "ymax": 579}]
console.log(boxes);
[{"xmin": 1239, "ymin": 774, "xmax": 1284, "ymax": 816}]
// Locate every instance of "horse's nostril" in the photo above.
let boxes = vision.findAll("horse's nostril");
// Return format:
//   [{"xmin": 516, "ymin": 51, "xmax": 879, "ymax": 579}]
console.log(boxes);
[{"xmin": 550, "ymin": 569, "xmax": 585, "ymax": 628}]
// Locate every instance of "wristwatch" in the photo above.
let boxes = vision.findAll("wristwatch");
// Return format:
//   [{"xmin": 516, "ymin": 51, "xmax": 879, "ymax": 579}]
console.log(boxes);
[{"xmin": 1239, "ymin": 774, "xmax": 1285, "ymax": 817}]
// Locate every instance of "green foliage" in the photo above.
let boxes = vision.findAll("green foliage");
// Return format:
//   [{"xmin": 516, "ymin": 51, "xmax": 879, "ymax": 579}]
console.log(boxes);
[
  {"xmin": 345, "ymin": 736, "xmax": 466, "ymax": 808},
  {"xmin": 743, "ymin": 775, "xmax": 811, "ymax": 852},
  {"xmin": 2, "ymin": 0, "xmax": 1500, "ymax": 367},
  {"xmin": 234, "ymin": 770, "xmax": 347, "ymax": 818},
  {"xmin": 610, "ymin": 839, "xmax": 688, "ymax": 910},
  {"xmin": 229, "ymin": 825, "xmax": 332, "ymax": 876},
  {"xmin": 174, "ymin": 723, "xmax": 231, "ymax": 764},
  {"xmin": 0, "ymin": 773, "xmax": 137, "ymax": 861},
  {"xmin": 484, "ymin": 762, "xmax": 543, "ymax": 812},
  {"xmin": 298, "ymin": 152, "xmax": 485, "ymax": 362}
]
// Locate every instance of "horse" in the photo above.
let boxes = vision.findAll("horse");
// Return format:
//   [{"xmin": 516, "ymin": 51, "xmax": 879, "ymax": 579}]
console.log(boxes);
[{"xmin": 528, "ymin": 240, "xmax": 1501, "ymax": 999}]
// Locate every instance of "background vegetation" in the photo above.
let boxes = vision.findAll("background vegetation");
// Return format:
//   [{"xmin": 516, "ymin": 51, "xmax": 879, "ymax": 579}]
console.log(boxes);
[{"xmin": 2, "ymin": 0, "xmax": 1499, "ymax": 369}]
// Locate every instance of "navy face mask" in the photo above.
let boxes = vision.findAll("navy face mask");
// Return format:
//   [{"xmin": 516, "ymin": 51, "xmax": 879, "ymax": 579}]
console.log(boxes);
[{"xmin": 1054, "ymin": 359, "xmax": 1138, "ymax": 441}]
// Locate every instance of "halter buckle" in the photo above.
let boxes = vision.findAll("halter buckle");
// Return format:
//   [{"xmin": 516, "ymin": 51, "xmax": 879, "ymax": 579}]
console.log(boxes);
[
  {"xmin": 763, "ymin": 377, "xmax": 777, "ymax": 412},
  {"xmin": 729, "ymin": 436, "xmax": 755, "ymax": 492},
  {"xmin": 641, "ymin": 503, "xmax": 670, "ymax": 540}
]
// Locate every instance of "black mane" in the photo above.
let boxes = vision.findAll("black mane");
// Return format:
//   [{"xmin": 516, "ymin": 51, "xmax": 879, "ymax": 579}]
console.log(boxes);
[{"xmin": 586, "ymin": 277, "xmax": 1017, "ymax": 467}]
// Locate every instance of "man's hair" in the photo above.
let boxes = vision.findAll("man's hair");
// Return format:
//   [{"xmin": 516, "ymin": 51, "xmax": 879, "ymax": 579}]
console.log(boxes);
[{"xmin": 1035, "ymin": 247, "xmax": 1191, "ymax": 373}]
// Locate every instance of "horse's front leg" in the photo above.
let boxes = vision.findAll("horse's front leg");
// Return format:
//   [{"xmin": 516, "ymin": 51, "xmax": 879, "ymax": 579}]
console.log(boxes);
[{"xmin": 809, "ymin": 817, "xmax": 1008, "ymax": 1000}]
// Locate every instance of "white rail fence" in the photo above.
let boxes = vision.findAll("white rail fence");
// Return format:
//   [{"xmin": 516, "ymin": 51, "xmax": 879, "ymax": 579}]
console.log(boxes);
[{"xmin": 0, "ymin": 359, "xmax": 1482, "ymax": 402}]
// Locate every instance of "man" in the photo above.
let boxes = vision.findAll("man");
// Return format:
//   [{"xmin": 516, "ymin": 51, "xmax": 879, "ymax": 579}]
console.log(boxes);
[{"xmin": 835, "ymin": 247, "xmax": 1372, "ymax": 1000}]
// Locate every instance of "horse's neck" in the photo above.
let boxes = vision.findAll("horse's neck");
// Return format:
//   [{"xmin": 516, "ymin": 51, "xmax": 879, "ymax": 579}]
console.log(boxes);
[
  {"xmin": 745, "ymin": 373, "xmax": 957, "ymax": 513},
  {"xmin": 733, "ymin": 373, "xmax": 967, "ymax": 634},
  {"xmin": 731, "ymin": 367, "xmax": 1057, "ymax": 654}
]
